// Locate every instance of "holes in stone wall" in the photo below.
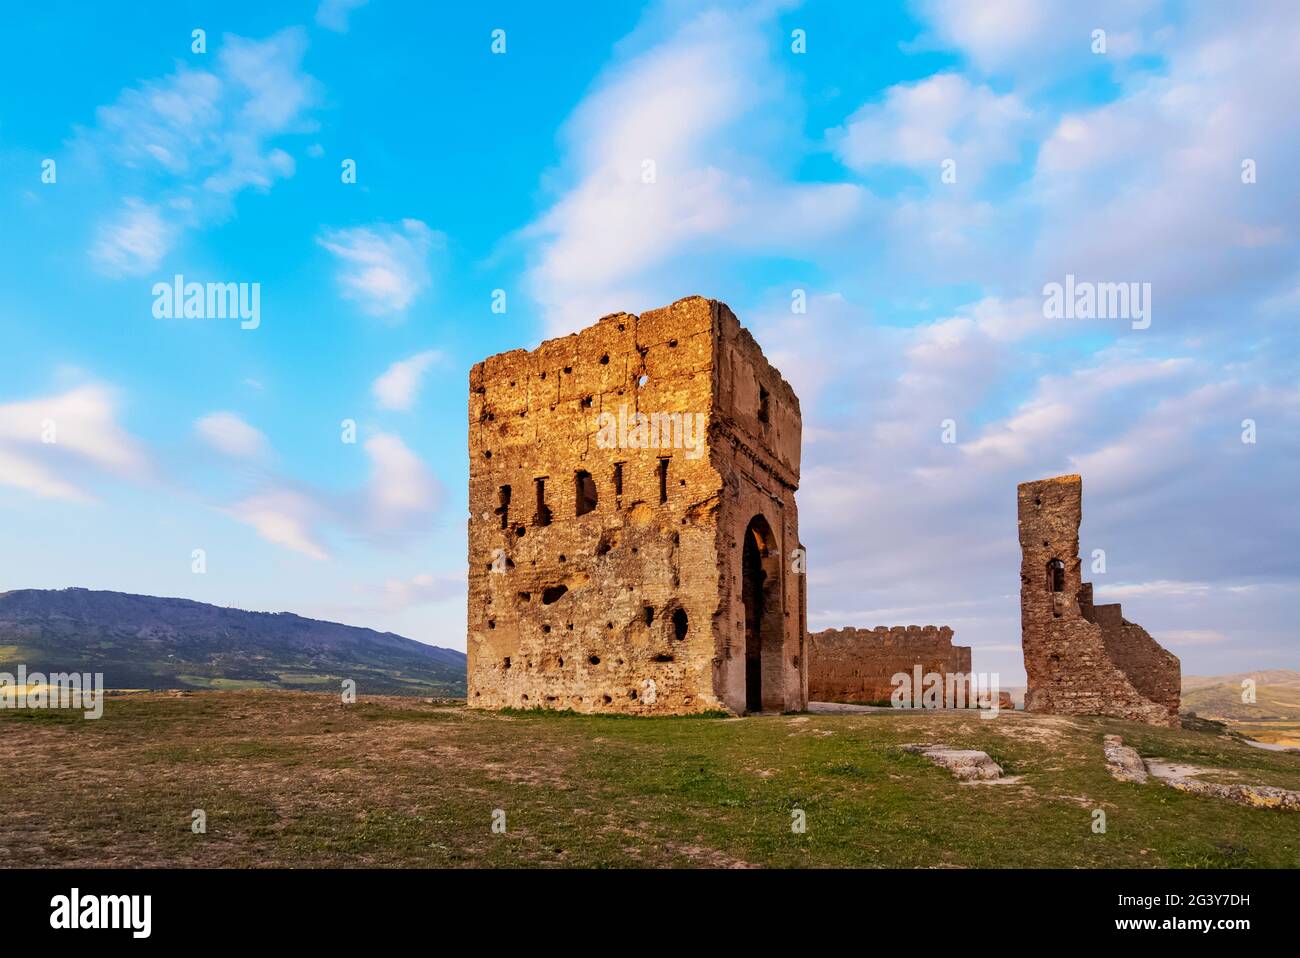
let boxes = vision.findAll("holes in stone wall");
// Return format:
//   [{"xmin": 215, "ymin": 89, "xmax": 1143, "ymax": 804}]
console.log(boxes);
[
  {"xmin": 588, "ymin": 654, "xmax": 601, "ymax": 665},
  {"xmin": 496, "ymin": 484, "xmax": 511, "ymax": 529},
  {"xmin": 653, "ymin": 654, "xmax": 674, "ymax": 663},
  {"xmin": 758, "ymin": 385, "xmax": 770, "ymax": 425},
  {"xmin": 488, "ymin": 619, "xmax": 496, "ymax": 630},
  {"xmin": 517, "ymin": 591, "xmax": 531, "ymax": 602},
  {"xmin": 613, "ymin": 462, "xmax": 624, "ymax": 497},
  {"xmin": 644, "ymin": 605, "xmax": 655, "ymax": 626},
  {"xmin": 1046, "ymin": 558, "xmax": 1065, "ymax": 593},
  {"xmin": 658, "ymin": 458, "xmax": 669, "ymax": 503},
  {"xmin": 602, "ymin": 694, "xmax": 613, "ymax": 704},
  {"xmin": 502, "ymin": 657, "xmax": 511, "ymax": 670},
  {"xmin": 599, "ymin": 353, "xmax": 609, "ymax": 365},
  {"xmin": 575, "ymin": 470, "xmax": 597, "ymax": 516},
  {"xmin": 534, "ymin": 477, "xmax": 552, "ymax": 526},
  {"xmin": 542, "ymin": 585, "xmax": 568, "ymax": 604},
  {"xmin": 542, "ymin": 625, "xmax": 551, "ymax": 633},
  {"xmin": 672, "ymin": 607, "xmax": 689, "ymax": 641}
]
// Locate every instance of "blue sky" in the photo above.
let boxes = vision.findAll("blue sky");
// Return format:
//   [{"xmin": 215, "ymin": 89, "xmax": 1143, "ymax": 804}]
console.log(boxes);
[{"xmin": 1, "ymin": 0, "xmax": 1297, "ymax": 684}]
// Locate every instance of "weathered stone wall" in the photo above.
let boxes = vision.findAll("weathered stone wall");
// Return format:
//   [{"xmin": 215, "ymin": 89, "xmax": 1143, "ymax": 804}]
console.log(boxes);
[
  {"xmin": 467, "ymin": 296, "xmax": 806, "ymax": 714},
  {"xmin": 807, "ymin": 626, "xmax": 971, "ymax": 704},
  {"xmin": 1017, "ymin": 474, "xmax": 1180, "ymax": 726}
]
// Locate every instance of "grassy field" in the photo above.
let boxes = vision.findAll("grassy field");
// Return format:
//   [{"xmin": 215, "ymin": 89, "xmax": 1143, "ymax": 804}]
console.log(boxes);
[{"xmin": 1, "ymin": 691, "xmax": 1297, "ymax": 868}]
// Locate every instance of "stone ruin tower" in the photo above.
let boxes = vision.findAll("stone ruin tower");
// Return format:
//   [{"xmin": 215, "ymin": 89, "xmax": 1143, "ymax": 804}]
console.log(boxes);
[
  {"xmin": 1017, "ymin": 474, "xmax": 1180, "ymax": 726},
  {"xmin": 467, "ymin": 296, "xmax": 807, "ymax": 715}
]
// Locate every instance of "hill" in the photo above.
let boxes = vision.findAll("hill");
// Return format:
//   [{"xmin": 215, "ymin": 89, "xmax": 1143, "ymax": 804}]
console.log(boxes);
[
  {"xmin": 0, "ymin": 588, "xmax": 465, "ymax": 696},
  {"xmin": 1182, "ymin": 670, "xmax": 1300, "ymax": 747}
]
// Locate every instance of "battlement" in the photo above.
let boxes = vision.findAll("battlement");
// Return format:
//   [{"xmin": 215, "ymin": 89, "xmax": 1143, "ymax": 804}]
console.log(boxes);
[{"xmin": 807, "ymin": 625, "xmax": 971, "ymax": 704}]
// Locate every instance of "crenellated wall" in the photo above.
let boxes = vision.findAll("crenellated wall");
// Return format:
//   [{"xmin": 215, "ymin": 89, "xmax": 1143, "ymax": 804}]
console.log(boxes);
[{"xmin": 807, "ymin": 625, "xmax": 971, "ymax": 704}]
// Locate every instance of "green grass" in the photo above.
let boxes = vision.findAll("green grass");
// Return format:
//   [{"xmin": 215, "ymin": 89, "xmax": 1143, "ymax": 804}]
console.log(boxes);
[{"xmin": 1, "ymin": 692, "xmax": 1296, "ymax": 868}]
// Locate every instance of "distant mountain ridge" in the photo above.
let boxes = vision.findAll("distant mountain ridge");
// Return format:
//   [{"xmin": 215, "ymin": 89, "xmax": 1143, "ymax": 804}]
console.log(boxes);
[{"xmin": 0, "ymin": 588, "xmax": 466, "ymax": 696}]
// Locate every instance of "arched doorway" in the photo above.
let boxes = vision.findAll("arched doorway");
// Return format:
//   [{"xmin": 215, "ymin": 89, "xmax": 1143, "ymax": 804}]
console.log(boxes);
[{"xmin": 742, "ymin": 514, "xmax": 781, "ymax": 713}]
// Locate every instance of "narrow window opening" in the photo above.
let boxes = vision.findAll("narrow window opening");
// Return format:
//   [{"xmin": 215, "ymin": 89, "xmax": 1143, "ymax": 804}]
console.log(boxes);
[
  {"xmin": 1047, "ymin": 558, "xmax": 1065, "ymax": 593},
  {"xmin": 496, "ymin": 484, "xmax": 511, "ymax": 529},
  {"xmin": 613, "ymin": 462, "xmax": 624, "ymax": 497},
  {"xmin": 575, "ymin": 470, "xmax": 597, "ymax": 516},
  {"xmin": 658, "ymin": 458, "xmax": 669, "ymax": 504},
  {"xmin": 644, "ymin": 605, "xmax": 655, "ymax": 626},
  {"xmin": 758, "ymin": 385, "xmax": 770, "ymax": 425},
  {"xmin": 672, "ymin": 608, "xmax": 688, "ymax": 641},
  {"xmin": 534, "ymin": 477, "xmax": 552, "ymax": 526}
]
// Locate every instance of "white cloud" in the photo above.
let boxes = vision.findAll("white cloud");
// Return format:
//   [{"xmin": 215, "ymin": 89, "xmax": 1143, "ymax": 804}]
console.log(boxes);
[
  {"xmin": 379, "ymin": 571, "xmax": 462, "ymax": 609},
  {"xmin": 89, "ymin": 199, "xmax": 174, "ymax": 277},
  {"xmin": 80, "ymin": 28, "xmax": 319, "ymax": 275},
  {"xmin": 195, "ymin": 411, "xmax": 268, "ymax": 459},
  {"xmin": 317, "ymin": 219, "xmax": 441, "ymax": 317},
  {"xmin": 831, "ymin": 73, "xmax": 1029, "ymax": 183},
  {"xmin": 0, "ymin": 384, "xmax": 150, "ymax": 502},
  {"xmin": 522, "ymin": 5, "xmax": 867, "ymax": 334},
  {"xmin": 372, "ymin": 350, "xmax": 442, "ymax": 411},
  {"xmin": 227, "ymin": 489, "xmax": 329, "ymax": 560},
  {"xmin": 364, "ymin": 433, "xmax": 439, "ymax": 530},
  {"xmin": 316, "ymin": 0, "xmax": 370, "ymax": 32},
  {"xmin": 912, "ymin": 0, "xmax": 1157, "ymax": 76}
]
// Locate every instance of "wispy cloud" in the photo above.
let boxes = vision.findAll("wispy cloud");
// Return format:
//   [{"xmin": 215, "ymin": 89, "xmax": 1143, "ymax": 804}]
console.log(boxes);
[
  {"xmin": 316, "ymin": 0, "xmax": 370, "ymax": 33},
  {"xmin": 88, "ymin": 199, "xmax": 174, "ymax": 277},
  {"xmin": 194, "ymin": 411, "xmax": 269, "ymax": 459},
  {"xmin": 0, "ymin": 384, "xmax": 151, "ymax": 502},
  {"xmin": 372, "ymin": 350, "xmax": 443, "ymax": 411},
  {"xmin": 318, "ymin": 219, "xmax": 442, "ymax": 317},
  {"xmin": 79, "ymin": 28, "xmax": 319, "ymax": 276},
  {"xmin": 521, "ymin": 5, "xmax": 867, "ymax": 334},
  {"xmin": 830, "ymin": 73, "xmax": 1030, "ymax": 185},
  {"xmin": 226, "ymin": 488, "xmax": 329, "ymax": 561}
]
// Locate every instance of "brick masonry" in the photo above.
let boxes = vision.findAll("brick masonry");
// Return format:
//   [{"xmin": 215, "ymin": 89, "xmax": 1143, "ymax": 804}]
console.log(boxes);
[
  {"xmin": 808, "ymin": 626, "xmax": 972, "ymax": 704},
  {"xmin": 1017, "ymin": 474, "xmax": 1181, "ymax": 726},
  {"xmin": 467, "ymin": 296, "xmax": 807, "ymax": 715}
]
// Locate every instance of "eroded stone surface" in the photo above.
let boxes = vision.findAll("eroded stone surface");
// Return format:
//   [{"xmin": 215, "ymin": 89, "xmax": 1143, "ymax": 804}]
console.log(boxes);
[
  {"xmin": 1018, "ymin": 475, "xmax": 1181, "ymax": 727},
  {"xmin": 1145, "ymin": 759, "xmax": 1300, "ymax": 811},
  {"xmin": 467, "ymin": 297, "xmax": 806, "ymax": 715},
  {"xmin": 1102, "ymin": 734, "xmax": 1149, "ymax": 783},
  {"xmin": 903, "ymin": 743, "xmax": 1005, "ymax": 781},
  {"xmin": 808, "ymin": 625, "xmax": 971, "ymax": 705}
]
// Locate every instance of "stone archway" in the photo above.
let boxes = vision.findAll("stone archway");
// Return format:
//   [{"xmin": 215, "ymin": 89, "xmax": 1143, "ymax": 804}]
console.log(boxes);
[{"xmin": 742, "ymin": 514, "xmax": 782, "ymax": 713}]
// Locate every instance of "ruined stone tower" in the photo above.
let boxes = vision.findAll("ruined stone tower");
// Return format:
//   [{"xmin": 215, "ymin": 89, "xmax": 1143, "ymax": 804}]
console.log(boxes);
[
  {"xmin": 467, "ymin": 296, "xmax": 807, "ymax": 714},
  {"xmin": 1017, "ymin": 474, "xmax": 1180, "ymax": 726}
]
